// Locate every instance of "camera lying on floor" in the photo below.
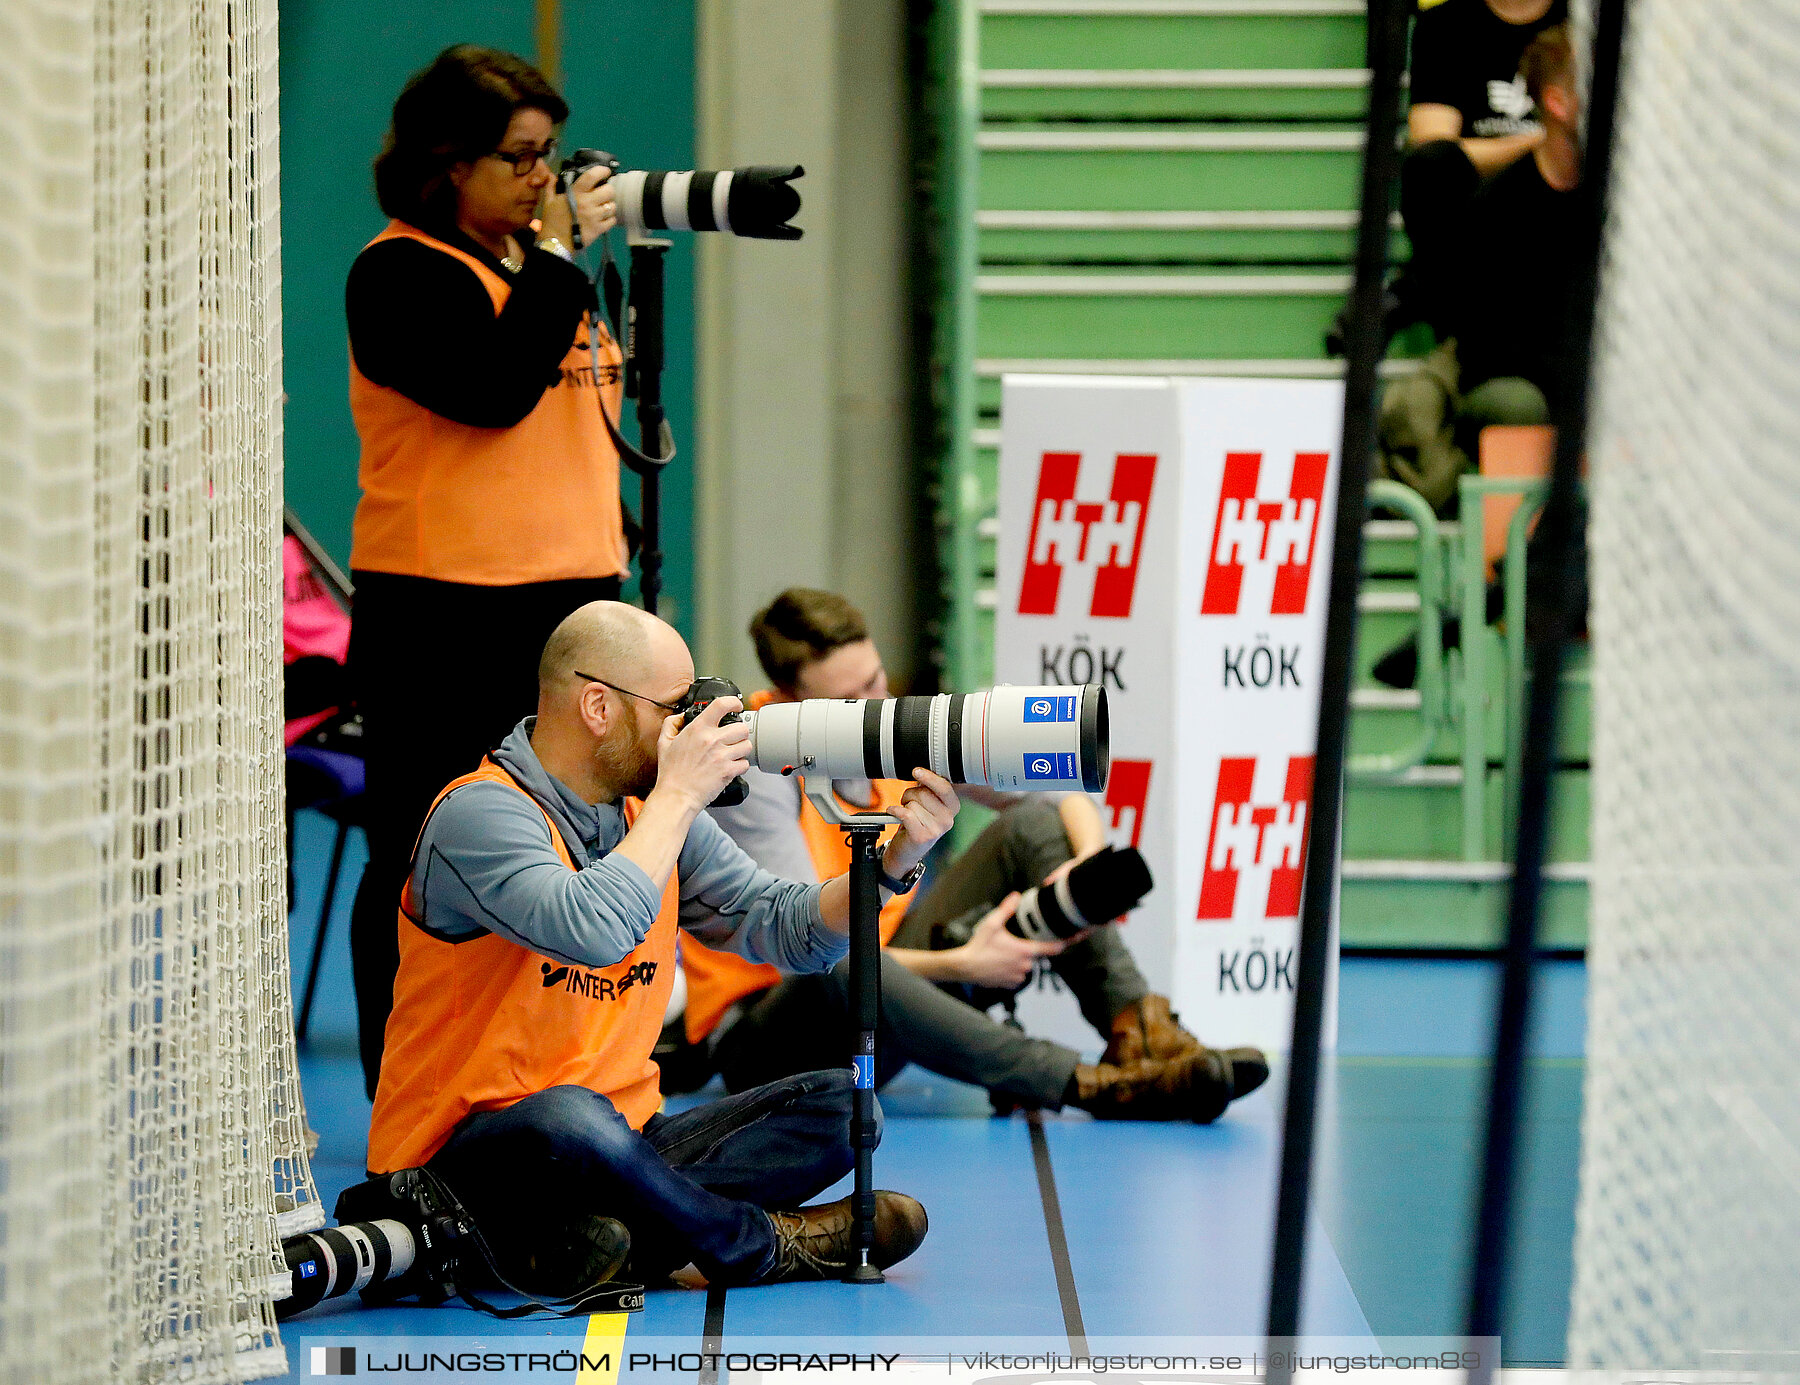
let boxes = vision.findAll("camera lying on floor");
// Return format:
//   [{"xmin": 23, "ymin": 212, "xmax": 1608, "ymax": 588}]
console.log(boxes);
[{"xmin": 277, "ymin": 1168, "xmax": 643, "ymax": 1320}]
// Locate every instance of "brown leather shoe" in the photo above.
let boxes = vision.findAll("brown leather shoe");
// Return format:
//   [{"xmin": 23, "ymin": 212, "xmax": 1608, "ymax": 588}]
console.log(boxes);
[
  {"xmin": 1220, "ymin": 1047, "xmax": 1270, "ymax": 1100},
  {"xmin": 761, "ymin": 1192, "xmax": 929, "ymax": 1282},
  {"xmin": 1073, "ymin": 1052, "xmax": 1230, "ymax": 1123},
  {"xmin": 1103, "ymin": 994, "xmax": 1204, "ymax": 1067},
  {"xmin": 1073, "ymin": 1043, "xmax": 1277, "ymax": 1124},
  {"xmin": 1103, "ymin": 996, "xmax": 1270, "ymax": 1109}
]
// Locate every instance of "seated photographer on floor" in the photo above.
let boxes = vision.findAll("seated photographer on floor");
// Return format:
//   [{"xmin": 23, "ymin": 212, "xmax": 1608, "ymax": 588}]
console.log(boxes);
[
  {"xmin": 679, "ymin": 587, "xmax": 1268, "ymax": 1124},
  {"xmin": 366, "ymin": 600, "xmax": 958, "ymax": 1293}
]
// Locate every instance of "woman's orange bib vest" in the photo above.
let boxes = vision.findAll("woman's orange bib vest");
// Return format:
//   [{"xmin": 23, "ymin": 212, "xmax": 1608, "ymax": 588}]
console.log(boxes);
[
  {"xmin": 348, "ymin": 220, "xmax": 630, "ymax": 587},
  {"xmin": 681, "ymin": 690, "xmax": 916, "ymax": 1045},
  {"xmin": 368, "ymin": 759, "xmax": 679, "ymax": 1172}
]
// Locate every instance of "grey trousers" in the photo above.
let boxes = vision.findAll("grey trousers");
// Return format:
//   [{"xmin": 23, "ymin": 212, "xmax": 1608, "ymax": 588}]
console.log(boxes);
[{"xmin": 711, "ymin": 799, "xmax": 1150, "ymax": 1109}]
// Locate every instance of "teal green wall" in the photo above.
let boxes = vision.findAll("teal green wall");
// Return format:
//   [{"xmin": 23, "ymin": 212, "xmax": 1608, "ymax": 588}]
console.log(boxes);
[
  {"xmin": 560, "ymin": 1, "xmax": 696, "ymax": 631},
  {"xmin": 279, "ymin": 0, "xmax": 696, "ymax": 636}
]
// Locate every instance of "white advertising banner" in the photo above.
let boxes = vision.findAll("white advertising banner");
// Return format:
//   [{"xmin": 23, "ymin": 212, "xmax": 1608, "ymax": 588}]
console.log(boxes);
[{"xmin": 995, "ymin": 375, "xmax": 1339, "ymax": 1054}]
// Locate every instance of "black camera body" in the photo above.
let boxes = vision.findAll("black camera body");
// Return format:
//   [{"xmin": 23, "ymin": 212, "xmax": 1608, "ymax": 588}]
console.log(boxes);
[
  {"xmin": 277, "ymin": 1169, "xmax": 468, "ymax": 1318},
  {"xmin": 680, "ymin": 675, "xmax": 749, "ymax": 807},
  {"xmin": 559, "ymin": 145, "xmax": 620, "ymax": 187},
  {"xmin": 334, "ymin": 1169, "xmax": 465, "ymax": 1304}
]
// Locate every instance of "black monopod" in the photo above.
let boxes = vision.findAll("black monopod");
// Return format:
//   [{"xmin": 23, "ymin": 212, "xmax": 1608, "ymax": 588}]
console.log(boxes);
[
  {"xmin": 558, "ymin": 150, "xmax": 804, "ymax": 617},
  {"xmin": 725, "ymin": 683, "xmax": 1113, "ymax": 1280}
]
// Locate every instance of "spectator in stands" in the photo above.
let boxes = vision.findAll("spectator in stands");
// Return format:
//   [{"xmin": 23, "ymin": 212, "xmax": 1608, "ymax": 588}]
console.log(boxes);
[
  {"xmin": 680, "ymin": 588, "xmax": 1269, "ymax": 1124},
  {"xmin": 1398, "ymin": 0, "xmax": 1567, "ymax": 334},
  {"xmin": 344, "ymin": 47, "xmax": 630, "ymax": 1098},
  {"xmin": 368, "ymin": 601, "xmax": 953, "ymax": 1290},
  {"xmin": 1331, "ymin": 0, "xmax": 1565, "ymax": 366},
  {"xmin": 1378, "ymin": 21, "xmax": 1581, "ymax": 512},
  {"xmin": 1442, "ymin": 23, "xmax": 1582, "ymax": 425},
  {"xmin": 1373, "ymin": 23, "xmax": 1587, "ymax": 686}
]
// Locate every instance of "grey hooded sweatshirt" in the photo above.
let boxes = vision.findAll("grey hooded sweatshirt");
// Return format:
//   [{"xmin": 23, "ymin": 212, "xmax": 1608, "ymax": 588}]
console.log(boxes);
[{"xmin": 406, "ymin": 717, "xmax": 847, "ymax": 975}]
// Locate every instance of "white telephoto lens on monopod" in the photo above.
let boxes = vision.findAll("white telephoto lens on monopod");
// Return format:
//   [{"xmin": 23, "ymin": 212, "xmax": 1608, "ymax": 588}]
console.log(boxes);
[
  {"xmin": 609, "ymin": 166, "xmax": 804, "ymax": 240},
  {"xmin": 739, "ymin": 685, "xmax": 1109, "ymax": 793}
]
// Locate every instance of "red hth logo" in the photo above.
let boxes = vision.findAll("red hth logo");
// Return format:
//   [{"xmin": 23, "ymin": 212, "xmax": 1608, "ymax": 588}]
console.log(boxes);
[
  {"xmin": 1199, "ymin": 451, "xmax": 1328, "ymax": 617},
  {"xmin": 1103, "ymin": 759, "xmax": 1151, "ymax": 850},
  {"xmin": 1017, "ymin": 451, "xmax": 1157, "ymax": 618},
  {"xmin": 1196, "ymin": 756, "xmax": 1313, "ymax": 920}
]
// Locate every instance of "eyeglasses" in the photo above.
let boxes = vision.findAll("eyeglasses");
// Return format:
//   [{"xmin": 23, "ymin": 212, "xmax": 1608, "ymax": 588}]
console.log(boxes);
[
  {"xmin": 486, "ymin": 139, "xmax": 558, "ymax": 177},
  {"xmin": 576, "ymin": 670, "xmax": 691, "ymax": 715}
]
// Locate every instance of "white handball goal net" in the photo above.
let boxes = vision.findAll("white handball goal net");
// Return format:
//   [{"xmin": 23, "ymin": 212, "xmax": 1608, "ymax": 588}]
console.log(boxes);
[
  {"xmin": 1570, "ymin": 0, "xmax": 1800, "ymax": 1372},
  {"xmin": 2, "ymin": 0, "xmax": 319, "ymax": 1381}
]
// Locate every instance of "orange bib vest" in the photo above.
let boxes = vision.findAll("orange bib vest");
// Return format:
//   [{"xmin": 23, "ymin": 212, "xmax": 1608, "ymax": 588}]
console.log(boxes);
[
  {"xmin": 681, "ymin": 690, "xmax": 916, "ymax": 1044},
  {"xmin": 368, "ymin": 759, "xmax": 678, "ymax": 1172},
  {"xmin": 348, "ymin": 220, "xmax": 630, "ymax": 587}
]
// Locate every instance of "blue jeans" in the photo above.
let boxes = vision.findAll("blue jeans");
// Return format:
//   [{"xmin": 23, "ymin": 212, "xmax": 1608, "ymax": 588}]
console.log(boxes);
[{"xmin": 426, "ymin": 1069, "xmax": 869, "ymax": 1286}]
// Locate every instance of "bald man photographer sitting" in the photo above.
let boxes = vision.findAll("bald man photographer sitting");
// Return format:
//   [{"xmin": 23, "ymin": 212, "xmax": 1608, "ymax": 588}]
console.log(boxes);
[{"xmin": 365, "ymin": 601, "xmax": 958, "ymax": 1293}]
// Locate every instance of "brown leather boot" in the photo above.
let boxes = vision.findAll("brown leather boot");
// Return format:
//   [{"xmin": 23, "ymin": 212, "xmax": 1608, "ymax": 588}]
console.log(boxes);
[
  {"xmin": 1220, "ymin": 1047, "xmax": 1270, "ymax": 1100},
  {"xmin": 1104, "ymin": 994, "xmax": 1203, "ymax": 1066},
  {"xmin": 1071, "ymin": 1051, "xmax": 1234, "ymax": 1123},
  {"xmin": 1104, "ymin": 996, "xmax": 1270, "ymax": 1106},
  {"xmin": 761, "ymin": 1192, "xmax": 929, "ymax": 1282}
]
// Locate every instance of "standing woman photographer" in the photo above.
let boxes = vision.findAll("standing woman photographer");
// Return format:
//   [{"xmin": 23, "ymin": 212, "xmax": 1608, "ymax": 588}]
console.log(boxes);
[{"xmin": 344, "ymin": 46, "xmax": 624, "ymax": 1096}]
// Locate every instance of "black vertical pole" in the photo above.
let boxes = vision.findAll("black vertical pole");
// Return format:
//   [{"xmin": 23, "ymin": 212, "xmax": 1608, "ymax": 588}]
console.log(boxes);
[
  {"xmin": 1464, "ymin": 3, "xmax": 1629, "ymax": 1377},
  {"xmin": 843, "ymin": 823, "xmax": 886, "ymax": 1282},
  {"xmin": 626, "ymin": 241, "xmax": 670, "ymax": 616},
  {"xmin": 1264, "ymin": 0, "xmax": 1410, "ymax": 1371}
]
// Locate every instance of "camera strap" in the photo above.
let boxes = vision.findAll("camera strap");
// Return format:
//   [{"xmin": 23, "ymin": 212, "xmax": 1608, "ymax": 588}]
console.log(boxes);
[
  {"xmin": 454, "ymin": 1275, "xmax": 646, "ymax": 1321},
  {"xmin": 566, "ymin": 186, "xmax": 674, "ymax": 477}
]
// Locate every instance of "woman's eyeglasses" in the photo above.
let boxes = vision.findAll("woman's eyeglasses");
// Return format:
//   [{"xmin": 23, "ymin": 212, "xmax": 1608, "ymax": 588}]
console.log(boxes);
[{"xmin": 487, "ymin": 140, "xmax": 558, "ymax": 177}]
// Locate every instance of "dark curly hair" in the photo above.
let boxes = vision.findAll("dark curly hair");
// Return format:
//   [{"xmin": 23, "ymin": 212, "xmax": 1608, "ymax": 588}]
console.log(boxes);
[{"xmin": 373, "ymin": 45, "xmax": 568, "ymax": 232}]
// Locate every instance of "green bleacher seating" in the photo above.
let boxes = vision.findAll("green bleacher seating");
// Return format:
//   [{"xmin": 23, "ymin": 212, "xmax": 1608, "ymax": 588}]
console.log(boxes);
[{"xmin": 942, "ymin": 0, "xmax": 1589, "ymax": 949}]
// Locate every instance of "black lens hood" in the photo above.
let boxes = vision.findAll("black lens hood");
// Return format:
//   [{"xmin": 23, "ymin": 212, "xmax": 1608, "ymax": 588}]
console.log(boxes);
[{"xmin": 727, "ymin": 165, "xmax": 804, "ymax": 240}]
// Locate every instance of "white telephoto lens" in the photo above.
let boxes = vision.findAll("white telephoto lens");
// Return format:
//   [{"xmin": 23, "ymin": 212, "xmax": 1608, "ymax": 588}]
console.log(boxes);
[
  {"xmin": 965, "ymin": 685, "xmax": 1108, "ymax": 793},
  {"xmin": 742, "ymin": 685, "xmax": 1108, "ymax": 793},
  {"xmin": 611, "ymin": 169, "xmax": 651, "ymax": 238}
]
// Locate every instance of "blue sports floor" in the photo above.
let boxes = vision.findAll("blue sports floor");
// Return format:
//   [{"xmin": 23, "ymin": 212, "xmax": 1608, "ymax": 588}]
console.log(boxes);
[{"xmin": 276, "ymin": 811, "xmax": 1586, "ymax": 1377}]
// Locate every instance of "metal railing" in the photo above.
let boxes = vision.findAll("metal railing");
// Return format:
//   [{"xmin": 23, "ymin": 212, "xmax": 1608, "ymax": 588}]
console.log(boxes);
[
  {"xmin": 1348, "ymin": 479, "xmax": 1450, "ymax": 780},
  {"xmin": 1459, "ymin": 474, "xmax": 1549, "ymax": 856},
  {"xmin": 1349, "ymin": 475, "xmax": 1550, "ymax": 862}
]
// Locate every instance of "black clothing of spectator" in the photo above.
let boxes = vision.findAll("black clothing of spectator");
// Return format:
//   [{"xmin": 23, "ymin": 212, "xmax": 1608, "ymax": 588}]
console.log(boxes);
[
  {"xmin": 345, "ymin": 569, "xmax": 620, "ymax": 1095},
  {"xmin": 346, "ymin": 229, "xmax": 597, "ymax": 428},
  {"xmin": 1385, "ymin": 0, "xmax": 1568, "ymax": 339},
  {"xmin": 1410, "ymin": 0, "xmax": 1568, "ymax": 139},
  {"xmin": 1447, "ymin": 152, "xmax": 1581, "ymax": 404}
]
